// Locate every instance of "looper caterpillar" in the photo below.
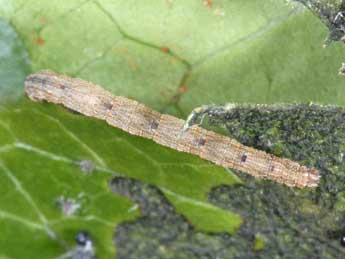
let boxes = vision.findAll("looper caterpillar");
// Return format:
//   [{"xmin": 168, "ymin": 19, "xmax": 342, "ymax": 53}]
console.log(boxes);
[{"xmin": 24, "ymin": 70, "xmax": 319, "ymax": 188}]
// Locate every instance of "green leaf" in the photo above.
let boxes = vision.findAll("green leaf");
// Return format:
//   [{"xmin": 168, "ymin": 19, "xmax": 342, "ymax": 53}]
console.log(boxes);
[
  {"xmin": 1, "ymin": 0, "xmax": 345, "ymax": 258},
  {"xmin": 163, "ymin": 187, "xmax": 242, "ymax": 234},
  {"xmin": 0, "ymin": 19, "xmax": 30, "ymax": 101},
  {"xmin": 3, "ymin": 0, "xmax": 345, "ymax": 112},
  {"xmin": 0, "ymin": 99, "xmax": 241, "ymax": 258}
]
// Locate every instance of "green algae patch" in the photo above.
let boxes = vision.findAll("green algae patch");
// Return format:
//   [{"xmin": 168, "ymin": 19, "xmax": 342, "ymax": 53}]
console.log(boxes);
[{"xmin": 253, "ymin": 234, "xmax": 266, "ymax": 251}]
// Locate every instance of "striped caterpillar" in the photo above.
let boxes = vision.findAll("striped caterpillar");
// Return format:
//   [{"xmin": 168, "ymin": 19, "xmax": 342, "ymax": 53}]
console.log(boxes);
[{"xmin": 24, "ymin": 70, "xmax": 319, "ymax": 188}]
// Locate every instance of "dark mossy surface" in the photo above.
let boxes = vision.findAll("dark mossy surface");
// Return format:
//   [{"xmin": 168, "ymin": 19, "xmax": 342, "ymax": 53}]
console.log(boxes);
[
  {"xmin": 113, "ymin": 104, "xmax": 345, "ymax": 258},
  {"xmin": 295, "ymin": 0, "xmax": 345, "ymax": 44},
  {"xmin": 212, "ymin": 103, "xmax": 345, "ymax": 258},
  {"xmin": 111, "ymin": 177, "xmax": 254, "ymax": 259}
]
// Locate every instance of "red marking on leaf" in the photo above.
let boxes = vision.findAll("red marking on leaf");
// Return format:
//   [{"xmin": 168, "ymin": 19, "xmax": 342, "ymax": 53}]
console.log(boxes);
[
  {"xmin": 161, "ymin": 47, "xmax": 170, "ymax": 53},
  {"xmin": 178, "ymin": 85, "xmax": 188, "ymax": 94},
  {"xmin": 37, "ymin": 36, "xmax": 45, "ymax": 46},
  {"xmin": 203, "ymin": 0, "xmax": 213, "ymax": 8},
  {"xmin": 31, "ymin": 31, "xmax": 45, "ymax": 46}
]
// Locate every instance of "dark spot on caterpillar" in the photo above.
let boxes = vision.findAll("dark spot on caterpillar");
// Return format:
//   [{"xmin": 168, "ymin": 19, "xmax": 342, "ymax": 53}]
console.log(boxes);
[
  {"xmin": 103, "ymin": 102, "xmax": 113, "ymax": 110},
  {"xmin": 41, "ymin": 78, "xmax": 47, "ymax": 86},
  {"xmin": 269, "ymin": 165, "xmax": 275, "ymax": 171},
  {"xmin": 196, "ymin": 137, "xmax": 206, "ymax": 146},
  {"xmin": 25, "ymin": 76, "xmax": 45, "ymax": 85},
  {"xmin": 59, "ymin": 84, "xmax": 66, "ymax": 89},
  {"xmin": 241, "ymin": 154, "xmax": 247, "ymax": 162},
  {"xmin": 150, "ymin": 120, "xmax": 159, "ymax": 130}
]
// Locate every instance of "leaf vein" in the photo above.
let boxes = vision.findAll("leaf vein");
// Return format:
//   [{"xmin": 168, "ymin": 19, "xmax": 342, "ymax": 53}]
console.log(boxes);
[
  {"xmin": 0, "ymin": 209, "xmax": 45, "ymax": 231},
  {"xmin": 0, "ymin": 161, "xmax": 55, "ymax": 238},
  {"xmin": 94, "ymin": 0, "xmax": 191, "ymax": 69},
  {"xmin": 33, "ymin": 110, "xmax": 107, "ymax": 167}
]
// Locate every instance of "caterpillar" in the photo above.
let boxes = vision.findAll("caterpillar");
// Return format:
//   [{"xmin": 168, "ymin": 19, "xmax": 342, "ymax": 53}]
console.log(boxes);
[{"xmin": 24, "ymin": 70, "xmax": 319, "ymax": 188}]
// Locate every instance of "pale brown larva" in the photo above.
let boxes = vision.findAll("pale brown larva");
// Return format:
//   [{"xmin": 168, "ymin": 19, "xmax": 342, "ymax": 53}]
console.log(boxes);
[{"xmin": 24, "ymin": 70, "xmax": 319, "ymax": 188}]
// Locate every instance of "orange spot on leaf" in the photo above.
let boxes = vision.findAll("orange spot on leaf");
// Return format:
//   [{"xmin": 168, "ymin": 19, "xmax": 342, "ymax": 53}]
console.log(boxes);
[
  {"xmin": 37, "ymin": 36, "xmax": 45, "ymax": 46},
  {"xmin": 160, "ymin": 47, "xmax": 170, "ymax": 53},
  {"xmin": 31, "ymin": 30, "xmax": 45, "ymax": 46},
  {"xmin": 203, "ymin": 0, "xmax": 213, "ymax": 8},
  {"xmin": 178, "ymin": 85, "xmax": 188, "ymax": 94}
]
